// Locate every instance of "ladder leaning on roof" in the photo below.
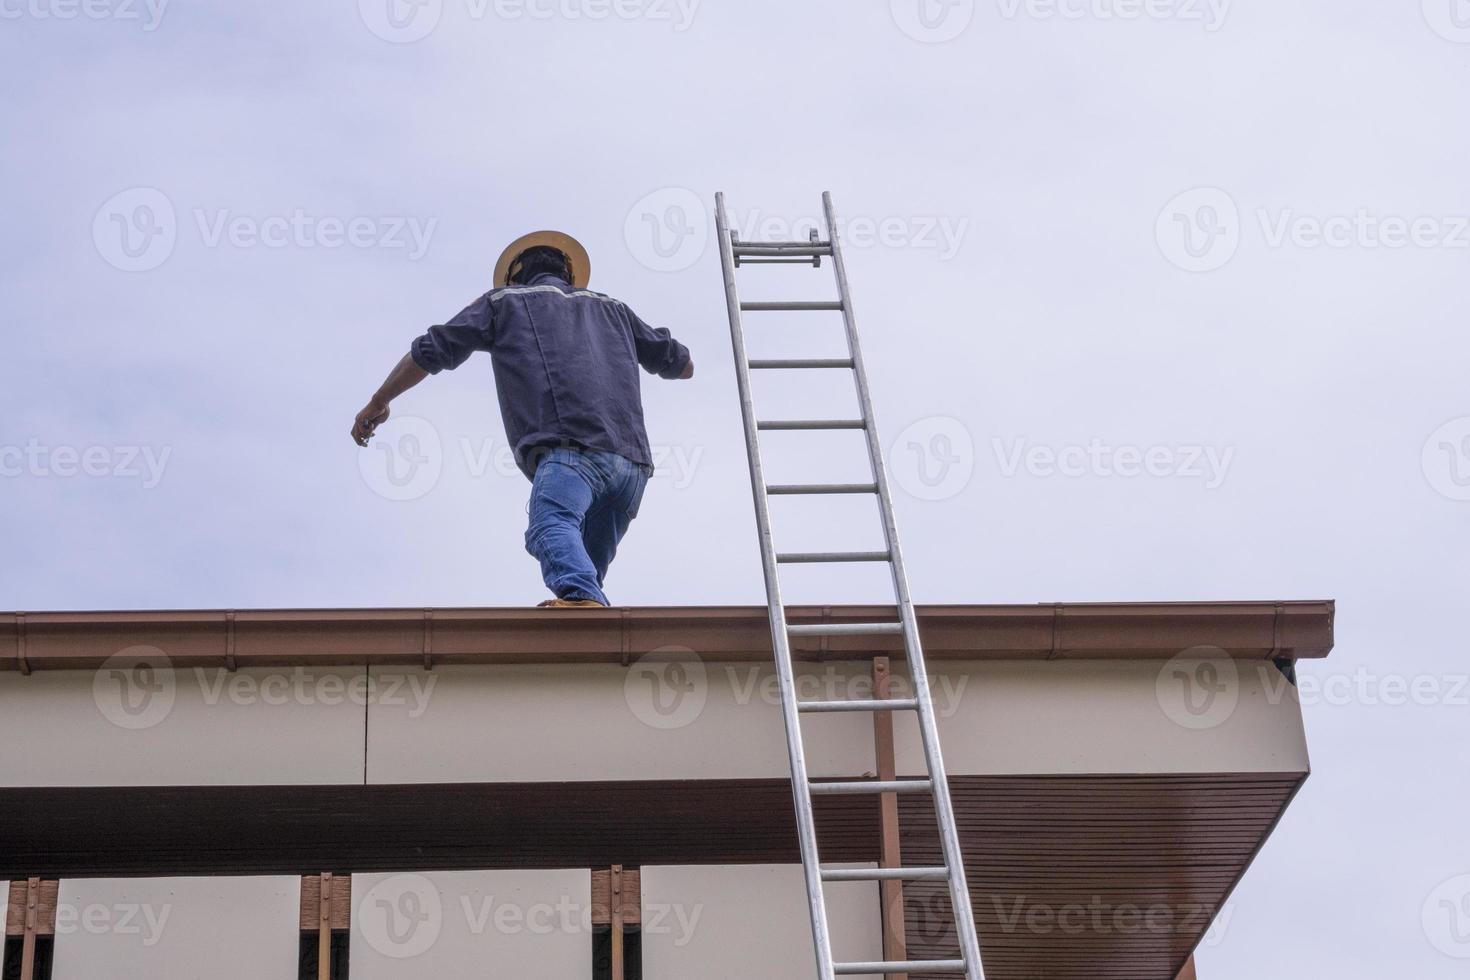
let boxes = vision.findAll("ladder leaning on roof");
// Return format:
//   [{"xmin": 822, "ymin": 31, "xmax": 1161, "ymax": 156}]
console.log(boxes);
[{"xmin": 714, "ymin": 191, "xmax": 987, "ymax": 980}]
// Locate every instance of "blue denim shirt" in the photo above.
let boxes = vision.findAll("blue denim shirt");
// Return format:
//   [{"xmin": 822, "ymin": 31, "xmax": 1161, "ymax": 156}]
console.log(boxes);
[{"xmin": 409, "ymin": 273, "xmax": 691, "ymax": 479}]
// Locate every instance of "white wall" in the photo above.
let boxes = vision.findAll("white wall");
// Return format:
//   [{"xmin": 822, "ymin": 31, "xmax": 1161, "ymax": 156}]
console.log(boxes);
[
  {"xmin": 0, "ymin": 655, "xmax": 1309, "ymax": 787},
  {"xmin": 366, "ymin": 658, "xmax": 1309, "ymax": 783},
  {"xmin": 0, "ymin": 666, "xmax": 367, "ymax": 786},
  {"xmin": 350, "ymin": 869, "xmax": 591, "ymax": 979},
  {"xmin": 49, "ymin": 876, "xmax": 299, "ymax": 980},
  {"xmin": 640, "ymin": 864, "xmax": 883, "ymax": 980}
]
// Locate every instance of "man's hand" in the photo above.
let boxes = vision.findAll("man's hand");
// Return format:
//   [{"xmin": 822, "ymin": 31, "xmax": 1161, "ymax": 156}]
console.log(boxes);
[
  {"xmin": 352, "ymin": 354, "xmax": 431, "ymax": 447},
  {"xmin": 352, "ymin": 401, "xmax": 390, "ymax": 447}
]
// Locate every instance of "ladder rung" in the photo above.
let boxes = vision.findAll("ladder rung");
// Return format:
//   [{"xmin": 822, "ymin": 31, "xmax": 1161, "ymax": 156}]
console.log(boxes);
[
  {"xmin": 757, "ymin": 419, "xmax": 866, "ymax": 431},
  {"xmin": 766, "ymin": 483, "xmax": 876, "ymax": 495},
  {"xmin": 798, "ymin": 697, "xmax": 918, "ymax": 714},
  {"xmin": 822, "ymin": 866, "xmax": 948, "ymax": 882},
  {"xmin": 740, "ymin": 301, "xmax": 844, "ymax": 312},
  {"xmin": 836, "ymin": 960, "xmax": 967, "ymax": 975},
  {"xmin": 787, "ymin": 621, "xmax": 902, "ymax": 635},
  {"xmin": 810, "ymin": 779, "xmax": 932, "ymax": 796},
  {"xmin": 732, "ymin": 243, "xmax": 832, "ymax": 257},
  {"xmin": 747, "ymin": 358, "xmax": 854, "ymax": 370},
  {"xmin": 732, "ymin": 239, "xmax": 829, "ymax": 251},
  {"xmin": 776, "ymin": 551, "xmax": 890, "ymax": 564}
]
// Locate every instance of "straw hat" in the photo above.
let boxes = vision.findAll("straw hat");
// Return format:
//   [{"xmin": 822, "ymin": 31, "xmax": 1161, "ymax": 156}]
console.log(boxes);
[{"xmin": 494, "ymin": 230, "xmax": 591, "ymax": 288}]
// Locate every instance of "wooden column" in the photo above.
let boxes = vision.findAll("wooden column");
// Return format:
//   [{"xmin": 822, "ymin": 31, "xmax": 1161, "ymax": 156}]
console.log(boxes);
[
  {"xmin": 5, "ymin": 879, "xmax": 57, "ymax": 980},
  {"xmin": 1176, "ymin": 955, "xmax": 1198, "ymax": 980},
  {"xmin": 593, "ymin": 866, "xmax": 641, "ymax": 980},
  {"xmin": 300, "ymin": 873, "xmax": 350, "ymax": 980},
  {"xmin": 872, "ymin": 657, "xmax": 907, "ymax": 980}
]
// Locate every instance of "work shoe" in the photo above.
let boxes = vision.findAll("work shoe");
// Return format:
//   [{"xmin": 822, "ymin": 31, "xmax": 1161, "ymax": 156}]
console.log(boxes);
[{"xmin": 537, "ymin": 598, "xmax": 607, "ymax": 608}]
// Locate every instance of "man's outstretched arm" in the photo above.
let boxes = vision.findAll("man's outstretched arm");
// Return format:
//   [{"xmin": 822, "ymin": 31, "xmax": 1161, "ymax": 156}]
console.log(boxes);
[
  {"xmin": 352, "ymin": 354, "xmax": 428, "ymax": 446},
  {"xmin": 352, "ymin": 294, "xmax": 496, "ymax": 446}
]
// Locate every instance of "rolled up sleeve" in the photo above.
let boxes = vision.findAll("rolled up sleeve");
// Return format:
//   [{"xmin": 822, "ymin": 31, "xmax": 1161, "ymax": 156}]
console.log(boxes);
[
  {"xmin": 625, "ymin": 306, "xmax": 691, "ymax": 380},
  {"xmin": 410, "ymin": 293, "xmax": 495, "ymax": 374}
]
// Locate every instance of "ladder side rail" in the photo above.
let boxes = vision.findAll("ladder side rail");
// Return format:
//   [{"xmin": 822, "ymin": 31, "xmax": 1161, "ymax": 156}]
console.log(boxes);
[
  {"xmin": 714, "ymin": 191, "xmax": 836, "ymax": 979},
  {"xmin": 821, "ymin": 191, "xmax": 986, "ymax": 980}
]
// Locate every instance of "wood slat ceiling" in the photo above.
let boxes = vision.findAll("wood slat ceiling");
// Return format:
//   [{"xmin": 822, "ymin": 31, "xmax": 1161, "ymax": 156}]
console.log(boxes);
[
  {"xmin": 0, "ymin": 772, "xmax": 1301, "ymax": 979},
  {"xmin": 898, "ymin": 775, "xmax": 1302, "ymax": 980}
]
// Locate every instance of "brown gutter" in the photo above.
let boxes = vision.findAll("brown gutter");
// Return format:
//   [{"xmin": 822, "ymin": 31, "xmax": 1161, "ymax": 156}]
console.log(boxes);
[{"xmin": 0, "ymin": 601, "xmax": 1333, "ymax": 673}]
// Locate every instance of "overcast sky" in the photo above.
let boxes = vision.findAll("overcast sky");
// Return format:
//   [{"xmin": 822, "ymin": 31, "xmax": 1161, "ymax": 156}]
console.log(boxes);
[{"xmin": 2, "ymin": 0, "xmax": 1468, "ymax": 976}]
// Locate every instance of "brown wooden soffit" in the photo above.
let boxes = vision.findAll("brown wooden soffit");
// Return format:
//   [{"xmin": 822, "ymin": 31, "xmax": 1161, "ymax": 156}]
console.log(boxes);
[
  {"xmin": 0, "ymin": 601, "xmax": 1334, "ymax": 672},
  {"xmin": 1, "ymin": 774, "xmax": 1296, "ymax": 980}
]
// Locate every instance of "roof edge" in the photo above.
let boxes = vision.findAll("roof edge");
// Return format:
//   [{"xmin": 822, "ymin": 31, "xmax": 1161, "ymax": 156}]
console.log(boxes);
[{"xmin": 0, "ymin": 601, "xmax": 1334, "ymax": 672}]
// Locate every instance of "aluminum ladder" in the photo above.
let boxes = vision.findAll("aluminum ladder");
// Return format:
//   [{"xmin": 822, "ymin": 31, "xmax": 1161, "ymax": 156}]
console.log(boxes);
[{"xmin": 714, "ymin": 191, "xmax": 986, "ymax": 980}]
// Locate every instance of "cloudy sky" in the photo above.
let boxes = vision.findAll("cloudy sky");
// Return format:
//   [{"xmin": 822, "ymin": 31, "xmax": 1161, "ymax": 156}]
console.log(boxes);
[{"xmin": 2, "ymin": 0, "xmax": 1468, "ymax": 975}]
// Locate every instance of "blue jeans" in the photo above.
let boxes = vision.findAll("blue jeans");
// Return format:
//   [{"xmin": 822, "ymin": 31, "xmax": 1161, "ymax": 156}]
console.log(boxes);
[{"xmin": 524, "ymin": 447, "xmax": 650, "ymax": 605}]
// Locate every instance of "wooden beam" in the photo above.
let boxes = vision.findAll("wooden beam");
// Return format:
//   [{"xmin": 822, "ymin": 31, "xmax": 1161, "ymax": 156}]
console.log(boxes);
[
  {"xmin": 5, "ymin": 880, "xmax": 56, "ymax": 937},
  {"xmin": 591, "ymin": 869, "xmax": 641, "ymax": 925},
  {"xmin": 872, "ymin": 658, "xmax": 907, "ymax": 980},
  {"xmin": 298, "ymin": 874, "xmax": 351, "ymax": 931}
]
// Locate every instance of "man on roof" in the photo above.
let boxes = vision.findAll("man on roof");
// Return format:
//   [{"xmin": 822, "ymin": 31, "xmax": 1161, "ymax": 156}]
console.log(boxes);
[{"xmin": 351, "ymin": 230, "xmax": 694, "ymax": 608}]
